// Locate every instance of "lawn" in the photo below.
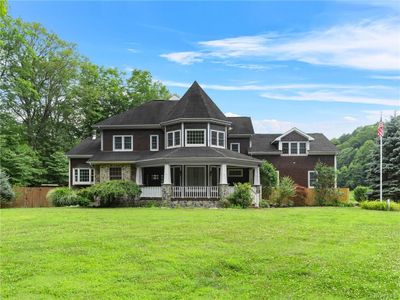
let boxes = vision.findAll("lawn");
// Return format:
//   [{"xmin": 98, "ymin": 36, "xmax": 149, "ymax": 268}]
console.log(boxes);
[{"xmin": 1, "ymin": 207, "xmax": 399, "ymax": 299}]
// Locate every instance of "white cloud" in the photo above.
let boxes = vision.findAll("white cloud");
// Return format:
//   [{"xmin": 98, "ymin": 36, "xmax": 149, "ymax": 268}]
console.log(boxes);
[
  {"xmin": 127, "ymin": 48, "xmax": 139, "ymax": 53},
  {"xmin": 260, "ymin": 91, "xmax": 399, "ymax": 106},
  {"xmin": 160, "ymin": 51, "xmax": 203, "ymax": 65},
  {"xmin": 363, "ymin": 110, "xmax": 398, "ymax": 122},
  {"xmin": 253, "ymin": 119, "xmax": 295, "ymax": 133},
  {"xmin": 160, "ymin": 20, "xmax": 400, "ymax": 71},
  {"xmin": 225, "ymin": 112, "xmax": 241, "ymax": 117},
  {"xmin": 344, "ymin": 116, "xmax": 357, "ymax": 122},
  {"xmin": 370, "ymin": 75, "xmax": 400, "ymax": 80}
]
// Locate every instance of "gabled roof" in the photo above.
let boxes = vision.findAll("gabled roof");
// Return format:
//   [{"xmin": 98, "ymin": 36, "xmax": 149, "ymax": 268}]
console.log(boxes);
[
  {"xmin": 227, "ymin": 117, "xmax": 254, "ymax": 135},
  {"xmin": 93, "ymin": 100, "xmax": 176, "ymax": 127},
  {"xmin": 66, "ymin": 137, "xmax": 100, "ymax": 156},
  {"xmin": 272, "ymin": 127, "xmax": 315, "ymax": 143},
  {"xmin": 163, "ymin": 81, "xmax": 229, "ymax": 123},
  {"xmin": 249, "ymin": 133, "xmax": 337, "ymax": 154}
]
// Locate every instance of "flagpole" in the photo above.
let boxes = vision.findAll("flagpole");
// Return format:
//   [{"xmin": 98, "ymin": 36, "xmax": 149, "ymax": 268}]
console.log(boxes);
[{"xmin": 380, "ymin": 133, "xmax": 383, "ymax": 202}]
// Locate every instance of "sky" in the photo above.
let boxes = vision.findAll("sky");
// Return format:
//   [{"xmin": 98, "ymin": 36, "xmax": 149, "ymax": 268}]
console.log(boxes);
[{"xmin": 9, "ymin": 1, "xmax": 400, "ymax": 138}]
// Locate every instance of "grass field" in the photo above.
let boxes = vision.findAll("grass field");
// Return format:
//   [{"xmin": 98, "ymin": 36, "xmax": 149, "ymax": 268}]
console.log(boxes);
[{"xmin": 1, "ymin": 207, "xmax": 399, "ymax": 299}]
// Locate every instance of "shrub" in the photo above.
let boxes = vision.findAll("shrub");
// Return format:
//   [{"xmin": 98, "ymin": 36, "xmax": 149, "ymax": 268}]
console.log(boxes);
[
  {"xmin": 260, "ymin": 161, "xmax": 278, "ymax": 199},
  {"xmin": 314, "ymin": 163, "xmax": 340, "ymax": 205},
  {"xmin": 353, "ymin": 186, "xmax": 371, "ymax": 202},
  {"xmin": 47, "ymin": 188, "xmax": 89, "ymax": 207},
  {"xmin": 79, "ymin": 180, "xmax": 141, "ymax": 207},
  {"xmin": 360, "ymin": 200, "xmax": 400, "ymax": 211},
  {"xmin": 218, "ymin": 198, "xmax": 231, "ymax": 208},
  {"xmin": 227, "ymin": 182, "xmax": 253, "ymax": 208},
  {"xmin": 291, "ymin": 185, "xmax": 307, "ymax": 206},
  {"xmin": 259, "ymin": 199, "xmax": 270, "ymax": 208},
  {"xmin": 0, "ymin": 170, "xmax": 15, "ymax": 203},
  {"xmin": 270, "ymin": 177, "xmax": 296, "ymax": 207}
]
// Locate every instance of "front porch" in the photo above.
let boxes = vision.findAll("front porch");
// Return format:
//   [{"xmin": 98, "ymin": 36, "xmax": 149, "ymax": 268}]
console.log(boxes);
[{"xmin": 136, "ymin": 164, "xmax": 261, "ymax": 205}]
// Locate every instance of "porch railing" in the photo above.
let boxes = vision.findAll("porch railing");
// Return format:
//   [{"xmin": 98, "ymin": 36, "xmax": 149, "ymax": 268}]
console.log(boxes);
[
  {"xmin": 141, "ymin": 186, "xmax": 162, "ymax": 198},
  {"xmin": 172, "ymin": 186, "xmax": 219, "ymax": 199}
]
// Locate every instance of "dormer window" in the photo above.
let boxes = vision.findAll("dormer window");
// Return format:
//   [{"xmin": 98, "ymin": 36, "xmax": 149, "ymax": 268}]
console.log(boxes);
[
  {"xmin": 113, "ymin": 135, "xmax": 133, "ymax": 151},
  {"xmin": 211, "ymin": 130, "xmax": 225, "ymax": 148},
  {"xmin": 282, "ymin": 142, "xmax": 308, "ymax": 155},
  {"xmin": 186, "ymin": 129, "xmax": 206, "ymax": 147},
  {"xmin": 167, "ymin": 130, "xmax": 181, "ymax": 148}
]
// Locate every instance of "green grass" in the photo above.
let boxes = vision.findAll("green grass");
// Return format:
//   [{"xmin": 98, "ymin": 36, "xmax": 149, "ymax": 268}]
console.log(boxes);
[{"xmin": 1, "ymin": 208, "xmax": 399, "ymax": 299}]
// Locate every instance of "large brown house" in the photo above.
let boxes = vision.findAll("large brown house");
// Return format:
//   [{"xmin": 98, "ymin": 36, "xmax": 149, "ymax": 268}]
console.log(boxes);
[{"xmin": 66, "ymin": 82, "xmax": 337, "ymax": 205}]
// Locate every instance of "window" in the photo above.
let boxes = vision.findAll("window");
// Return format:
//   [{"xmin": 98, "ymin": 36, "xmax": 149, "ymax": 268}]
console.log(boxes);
[
  {"xmin": 299, "ymin": 142, "xmax": 306, "ymax": 154},
  {"xmin": 282, "ymin": 142, "xmax": 289, "ymax": 154},
  {"xmin": 308, "ymin": 171, "xmax": 317, "ymax": 188},
  {"xmin": 73, "ymin": 168, "xmax": 94, "ymax": 185},
  {"xmin": 290, "ymin": 142, "xmax": 298, "ymax": 154},
  {"xmin": 230, "ymin": 143, "xmax": 240, "ymax": 153},
  {"xmin": 186, "ymin": 129, "xmax": 206, "ymax": 146},
  {"xmin": 281, "ymin": 142, "xmax": 308, "ymax": 155},
  {"xmin": 150, "ymin": 135, "xmax": 159, "ymax": 151},
  {"xmin": 109, "ymin": 167, "xmax": 122, "ymax": 180},
  {"xmin": 113, "ymin": 135, "xmax": 133, "ymax": 151},
  {"xmin": 228, "ymin": 168, "xmax": 243, "ymax": 177},
  {"xmin": 166, "ymin": 130, "xmax": 181, "ymax": 148},
  {"xmin": 211, "ymin": 130, "xmax": 225, "ymax": 147}
]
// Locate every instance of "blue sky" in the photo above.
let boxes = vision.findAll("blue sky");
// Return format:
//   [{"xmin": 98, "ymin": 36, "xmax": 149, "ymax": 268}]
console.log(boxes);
[{"xmin": 9, "ymin": 1, "xmax": 400, "ymax": 138}]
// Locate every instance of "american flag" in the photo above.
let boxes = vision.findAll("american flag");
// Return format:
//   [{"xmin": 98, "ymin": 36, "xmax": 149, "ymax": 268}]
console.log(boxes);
[{"xmin": 377, "ymin": 120, "xmax": 384, "ymax": 138}]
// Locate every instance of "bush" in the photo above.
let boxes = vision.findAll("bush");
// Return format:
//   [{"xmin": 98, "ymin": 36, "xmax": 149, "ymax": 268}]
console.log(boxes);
[
  {"xmin": 227, "ymin": 182, "xmax": 253, "ymax": 208},
  {"xmin": 260, "ymin": 161, "xmax": 278, "ymax": 199},
  {"xmin": 353, "ymin": 186, "xmax": 371, "ymax": 202},
  {"xmin": 0, "ymin": 170, "xmax": 15, "ymax": 203},
  {"xmin": 360, "ymin": 200, "xmax": 400, "ymax": 211},
  {"xmin": 259, "ymin": 199, "xmax": 270, "ymax": 208},
  {"xmin": 79, "ymin": 180, "xmax": 141, "ymax": 207},
  {"xmin": 47, "ymin": 188, "xmax": 89, "ymax": 207},
  {"xmin": 270, "ymin": 177, "xmax": 296, "ymax": 207},
  {"xmin": 218, "ymin": 198, "xmax": 231, "ymax": 208},
  {"xmin": 314, "ymin": 163, "xmax": 340, "ymax": 205},
  {"xmin": 291, "ymin": 185, "xmax": 307, "ymax": 206}
]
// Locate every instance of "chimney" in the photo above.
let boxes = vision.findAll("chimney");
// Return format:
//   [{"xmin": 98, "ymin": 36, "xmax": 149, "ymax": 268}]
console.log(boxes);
[{"xmin": 92, "ymin": 129, "xmax": 97, "ymax": 140}]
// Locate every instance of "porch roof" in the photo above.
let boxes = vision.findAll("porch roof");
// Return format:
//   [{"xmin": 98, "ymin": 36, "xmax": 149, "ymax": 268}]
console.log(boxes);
[{"xmin": 88, "ymin": 147, "xmax": 261, "ymax": 166}]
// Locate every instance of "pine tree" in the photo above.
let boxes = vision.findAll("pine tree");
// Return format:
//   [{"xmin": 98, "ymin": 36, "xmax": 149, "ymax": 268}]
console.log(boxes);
[{"xmin": 367, "ymin": 115, "xmax": 400, "ymax": 200}]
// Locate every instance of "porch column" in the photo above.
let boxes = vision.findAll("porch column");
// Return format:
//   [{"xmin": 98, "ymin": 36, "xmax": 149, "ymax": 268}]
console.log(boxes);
[
  {"xmin": 253, "ymin": 166, "xmax": 261, "ymax": 208},
  {"xmin": 162, "ymin": 164, "xmax": 172, "ymax": 201},
  {"xmin": 135, "ymin": 167, "xmax": 143, "ymax": 186},
  {"xmin": 219, "ymin": 164, "xmax": 229, "ymax": 200}
]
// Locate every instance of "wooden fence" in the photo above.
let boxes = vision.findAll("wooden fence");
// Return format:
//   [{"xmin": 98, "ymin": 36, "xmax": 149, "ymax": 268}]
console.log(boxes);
[
  {"xmin": 304, "ymin": 188, "xmax": 349, "ymax": 206},
  {"xmin": 5, "ymin": 187, "xmax": 55, "ymax": 208}
]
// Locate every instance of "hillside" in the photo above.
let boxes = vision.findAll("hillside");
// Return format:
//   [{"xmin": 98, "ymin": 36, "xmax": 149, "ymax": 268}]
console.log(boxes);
[{"xmin": 331, "ymin": 123, "xmax": 378, "ymax": 189}]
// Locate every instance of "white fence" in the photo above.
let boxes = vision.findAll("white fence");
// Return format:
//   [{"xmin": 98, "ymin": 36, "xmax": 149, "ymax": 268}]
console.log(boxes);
[
  {"xmin": 141, "ymin": 186, "xmax": 162, "ymax": 198},
  {"xmin": 172, "ymin": 186, "xmax": 219, "ymax": 199}
]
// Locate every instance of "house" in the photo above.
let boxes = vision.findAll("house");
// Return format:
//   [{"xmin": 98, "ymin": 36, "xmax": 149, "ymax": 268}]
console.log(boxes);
[{"xmin": 66, "ymin": 81, "xmax": 337, "ymax": 206}]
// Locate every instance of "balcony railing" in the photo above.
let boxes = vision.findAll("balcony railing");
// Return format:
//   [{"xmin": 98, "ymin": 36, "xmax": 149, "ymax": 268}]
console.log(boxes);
[
  {"xmin": 172, "ymin": 186, "xmax": 219, "ymax": 199},
  {"xmin": 141, "ymin": 186, "xmax": 162, "ymax": 198}
]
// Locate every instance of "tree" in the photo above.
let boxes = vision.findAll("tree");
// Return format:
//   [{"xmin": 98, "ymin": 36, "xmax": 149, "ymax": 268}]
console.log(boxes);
[
  {"xmin": 367, "ymin": 116, "xmax": 400, "ymax": 200},
  {"xmin": 0, "ymin": 170, "xmax": 14, "ymax": 203},
  {"xmin": 0, "ymin": 0, "xmax": 7, "ymax": 18},
  {"xmin": 43, "ymin": 151, "xmax": 69, "ymax": 185},
  {"xmin": 314, "ymin": 162, "xmax": 339, "ymax": 205},
  {"xmin": 260, "ymin": 160, "xmax": 278, "ymax": 198}
]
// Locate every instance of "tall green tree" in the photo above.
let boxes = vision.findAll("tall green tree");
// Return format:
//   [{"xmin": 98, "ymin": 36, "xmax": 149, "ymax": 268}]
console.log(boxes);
[{"xmin": 367, "ymin": 116, "xmax": 400, "ymax": 200}]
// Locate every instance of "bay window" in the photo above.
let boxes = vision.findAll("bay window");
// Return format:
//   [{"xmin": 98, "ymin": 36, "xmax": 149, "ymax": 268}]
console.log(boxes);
[
  {"xmin": 211, "ymin": 130, "xmax": 225, "ymax": 148},
  {"xmin": 186, "ymin": 129, "xmax": 206, "ymax": 146},
  {"xmin": 166, "ymin": 130, "xmax": 181, "ymax": 148}
]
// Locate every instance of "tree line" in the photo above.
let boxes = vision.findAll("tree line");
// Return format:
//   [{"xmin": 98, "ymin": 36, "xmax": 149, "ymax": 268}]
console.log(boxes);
[
  {"xmin": 0, "ymin": 14, "xmax": 171, "ymax": 186},
  {"xmin": 332, "ymin": 115, "xmax": 400, "ymax": 200}
]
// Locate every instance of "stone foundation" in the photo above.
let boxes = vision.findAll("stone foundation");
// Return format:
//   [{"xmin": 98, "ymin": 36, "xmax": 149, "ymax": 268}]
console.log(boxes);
[{"xmin": 133, "ymin": 198, "xmax": 220, "ymax": 208}]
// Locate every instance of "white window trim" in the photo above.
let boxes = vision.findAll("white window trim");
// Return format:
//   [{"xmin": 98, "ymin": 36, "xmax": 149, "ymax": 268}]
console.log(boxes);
[
  {"xmin": 166, "ymin": 130, "xmax": 181, "ymax": 149},
  {"xmin": 150, "ymin": 135, "xmax": 159, "ymax": 151},
  {"xmin": 210, "ymin": 130, "xmax": 225, "ymax": 148},
  {"xmin": 230, "ymin": 143, "xmax": 240, "ymax": 153},
  {"xmin": 281, "ymin": 141, "xmax": 308, "ymax": 156},
  {"xmin": 185, "ymin": 129, "xmax": 207, "ymax": 147},
  {"xmin": 113, "ymin": 135, "xmax": 133, "ymax": 151},
  {"xmin": 228, "ymin": 168, "xmax": 243, "ymax": 177},
  {"xmin": 73, "ymin": 168, "xmax": 94, "ymax": 185},
  {"xmin": 308, "ymin": 170, "xmax": 317, "ymax": 188}
]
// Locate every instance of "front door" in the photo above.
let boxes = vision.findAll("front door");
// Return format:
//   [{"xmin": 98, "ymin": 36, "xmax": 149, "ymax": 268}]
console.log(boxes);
[{"xmin": 186, "ymin": 166, "xmax": 206, "ymax": 186}]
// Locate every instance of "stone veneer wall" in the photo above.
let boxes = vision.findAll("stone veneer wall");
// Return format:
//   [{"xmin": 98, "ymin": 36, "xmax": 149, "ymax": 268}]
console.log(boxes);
[{"xmin": 98, "ymin": 164, "xmax": 133, "ymax": 183}]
